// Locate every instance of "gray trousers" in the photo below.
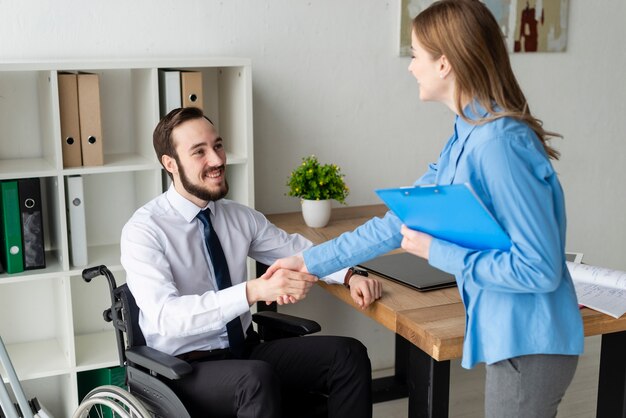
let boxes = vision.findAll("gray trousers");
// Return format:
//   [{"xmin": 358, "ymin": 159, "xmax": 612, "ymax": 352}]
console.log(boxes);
[{"xmin": 485, "ymin": 354, "xmax": 579, "ymax": 418}]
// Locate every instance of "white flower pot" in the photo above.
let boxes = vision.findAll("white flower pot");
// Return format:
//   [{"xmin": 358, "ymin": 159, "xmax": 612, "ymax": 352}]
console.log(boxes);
[{"xmin": 301, "ymin": 199, "xmax": 332, "ymax": 228}]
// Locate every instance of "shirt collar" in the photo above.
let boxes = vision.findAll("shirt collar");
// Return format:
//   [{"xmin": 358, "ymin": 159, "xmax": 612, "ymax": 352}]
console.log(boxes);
[
  {"xmin": 166, "ymin": 184, "xmax": 216, "ymax": 223},
  {"xmin": 454, "ymin": 100, "xmax": 491, "ymax": 144}
]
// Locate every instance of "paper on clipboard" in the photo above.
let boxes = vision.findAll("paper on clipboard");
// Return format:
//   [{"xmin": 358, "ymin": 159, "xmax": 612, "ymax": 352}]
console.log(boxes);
[{"xmin": 375, "ymin": 183, "xmax": 511, "ymax": 251}]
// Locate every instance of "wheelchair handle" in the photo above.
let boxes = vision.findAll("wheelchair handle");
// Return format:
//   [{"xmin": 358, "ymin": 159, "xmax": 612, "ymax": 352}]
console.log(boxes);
[
  {"xmin": 82, "ymin": 264, "xmax": 125, "ymax": 366},
  {"xmin": 82, "ymin": 265, "xmax": 119, "ymax": 301},
  {"xmin": 82, "ymin": 265, "xmax": 107, "ymax": 282}
]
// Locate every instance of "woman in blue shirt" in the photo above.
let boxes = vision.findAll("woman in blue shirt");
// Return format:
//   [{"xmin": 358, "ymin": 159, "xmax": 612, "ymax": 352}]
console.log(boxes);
[{"xmin": 266, "ymin": 1, "xmax": 583, "ymax": 416}]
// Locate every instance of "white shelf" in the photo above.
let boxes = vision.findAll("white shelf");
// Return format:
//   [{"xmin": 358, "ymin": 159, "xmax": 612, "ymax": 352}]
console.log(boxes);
[
  {"xmin": 61, "ymin": 153, "xmax": 160, "ymax": 176},
  {"xmin": 0, "ymin": 338, "xmax": 71, "ymax": 382},
  {"xmin": 68, "ymin": 243, "xmax": 123, "ymax": 273},
  {"xmin": 0, "ymin": 57, "xmax": 254, "ymax": 416},
  {"xmin": 74, "ymin": 332, "xmax": 120, "ymax": 370},
  {"xmin": 0, "ymin": 158, "xmax": 57, "ymax": 179},
  {"xmin": 0, "ymin": 253, "xmax": 63, "ymax": 283},
  {"xmin": 0, "ymin": 57, "xmax": 251, "ymax": 72}
]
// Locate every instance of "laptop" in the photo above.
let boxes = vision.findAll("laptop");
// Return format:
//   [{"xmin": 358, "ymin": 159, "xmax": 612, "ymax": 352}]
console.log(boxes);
[
  {"xmin": 566, "ymin": 252, "xmax": 584, "ymax": 263},
  {"xmin": 358, "ymin": 252, "xmax": 456, "ymax": 292},
  {"xmin": 359, "ymin": 252, "xmax": 584, "ymax": 292}
]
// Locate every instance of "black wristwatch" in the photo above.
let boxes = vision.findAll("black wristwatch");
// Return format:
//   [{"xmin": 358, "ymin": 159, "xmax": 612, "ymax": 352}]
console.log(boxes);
[{"xmin": 343, "ymin": 267, "xmax": 369, "ymax": 288}]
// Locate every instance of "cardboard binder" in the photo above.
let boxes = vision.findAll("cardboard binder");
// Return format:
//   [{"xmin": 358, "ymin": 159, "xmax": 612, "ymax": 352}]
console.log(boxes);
[
  {"xmin": 181, "ymin": 71, "xmax": 204, "ymax": 110},
  {"xmin": 77, "ymin": 73, "xmax": 104, "ymax": 166},
  {"xmin": 17, "ymin": 178, "xmax": 46, "ymax": 270},
  {"xmin": 66, "ymin": 175, "xmax": 88, "ymax": 267},
  {"xmin": 158, "ymin": 70, "xmax": 181, "ymax": 117},
  {"xmin": 0, "ymin": 181, "xmax": 24, "ymax": 274},
  {"xmin": 57, "ymin": 73, "xmax": 83, "ymax": 168}
]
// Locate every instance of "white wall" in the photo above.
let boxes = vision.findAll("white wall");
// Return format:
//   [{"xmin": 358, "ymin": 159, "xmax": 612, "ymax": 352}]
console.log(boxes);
[{"xmin": 2, "ymin": 0, "xmax": 625, "ymax": 371}]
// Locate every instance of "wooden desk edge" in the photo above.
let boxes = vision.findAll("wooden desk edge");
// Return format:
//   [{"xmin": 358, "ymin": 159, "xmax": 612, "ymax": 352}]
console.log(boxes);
[
  {"xmin": 317, "ymin": 281, "xmax": 397, "ymax": 331},
  {"xmin": 396, "ymin": 303, "xmax": 465, "ymax": 361},
  {"xmin": 394, "ymin": 303, "xmax": 626, "ymax": 361},
  {"xmin": 267, "ymin": 204, "xmax": 387, "ymax": 223},
  {"xmin": 581, "ymin": 307, "xmax": 626, "ymax": 336}
]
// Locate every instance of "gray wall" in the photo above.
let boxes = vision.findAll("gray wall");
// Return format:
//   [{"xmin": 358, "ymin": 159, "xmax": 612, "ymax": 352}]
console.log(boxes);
[{"xmin": 3, "ymin": 0, "xmax": 624, "ymax": 371}]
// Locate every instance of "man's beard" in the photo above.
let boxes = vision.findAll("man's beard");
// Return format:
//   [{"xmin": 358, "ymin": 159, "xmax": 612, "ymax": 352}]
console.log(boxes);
[{"xmin": 177, "ymin": 158, "xmax": 229, "ymax": 202}]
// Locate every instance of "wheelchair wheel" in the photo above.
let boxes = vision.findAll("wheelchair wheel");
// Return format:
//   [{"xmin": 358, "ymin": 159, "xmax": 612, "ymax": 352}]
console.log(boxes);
[{"xmin": 72, "ymin": 385, "xmax": 152, "ymax": 418}]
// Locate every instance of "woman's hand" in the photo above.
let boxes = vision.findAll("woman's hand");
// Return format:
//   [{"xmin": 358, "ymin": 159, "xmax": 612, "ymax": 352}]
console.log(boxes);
[
  {"xmin": 261, "ymin": 255, "xmax": 307, "ymax": 278},
  {"xmin": 400, "ymin": 225, "xmax": 433, "ymax": 260}
]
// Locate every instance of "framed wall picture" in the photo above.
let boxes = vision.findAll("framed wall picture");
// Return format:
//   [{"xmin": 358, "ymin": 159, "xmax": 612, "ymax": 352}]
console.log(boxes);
[{"xmin": 399, "ymin": 0, "xmax": 570, "ymax": 55}]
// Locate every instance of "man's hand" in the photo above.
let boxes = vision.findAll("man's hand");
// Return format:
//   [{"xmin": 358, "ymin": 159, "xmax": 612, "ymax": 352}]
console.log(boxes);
[
  {"xmin": 259, "ymin": 255, "xmax": 310, "ymax": 305},
  {"xmin": 400, "ymin": 225, "xmax": 432, "ymax": 260},
  {"xmin": 246, "ymin": 268, "xmax": 317, "ymax": 305},
  {"xmin": 347, "ymin": 274, "xmax": 383, "ymax": 310}
]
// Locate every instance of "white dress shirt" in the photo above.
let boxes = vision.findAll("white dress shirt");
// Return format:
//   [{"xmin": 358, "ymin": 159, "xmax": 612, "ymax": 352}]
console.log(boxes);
[{"xmin": 120, "ymin": 185, "xmax": 344, "ymax": 356}]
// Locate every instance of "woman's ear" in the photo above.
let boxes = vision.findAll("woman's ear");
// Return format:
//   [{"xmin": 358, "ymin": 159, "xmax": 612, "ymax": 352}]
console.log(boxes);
[{"xmin": 439, "ymin": 55, "xmax": 452, "ymax": 79}]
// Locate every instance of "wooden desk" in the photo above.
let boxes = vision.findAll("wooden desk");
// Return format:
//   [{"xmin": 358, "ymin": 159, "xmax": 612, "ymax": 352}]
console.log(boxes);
[{"xmin": 267, "ymin": 205, "xmax": 626, "ymax": 418}]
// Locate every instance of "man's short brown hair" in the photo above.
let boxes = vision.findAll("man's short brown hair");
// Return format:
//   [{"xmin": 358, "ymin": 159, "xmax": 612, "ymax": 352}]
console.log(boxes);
[{"xmin": 153, "ymin": 107, "xmax": 213, "ymax": 178}]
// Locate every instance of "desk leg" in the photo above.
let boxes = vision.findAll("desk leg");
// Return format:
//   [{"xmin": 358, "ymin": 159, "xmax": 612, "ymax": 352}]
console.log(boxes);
[
  {"xmin": 597, "ymin": 330, "xmax": 626, "ymax": 418},
  {"xmin": 372, "ymin": 334, "xmax": 409, "ymax": 403},
  {"xmin": 408, "ymin": 343, "xmax": 450, "ymax": 418}
]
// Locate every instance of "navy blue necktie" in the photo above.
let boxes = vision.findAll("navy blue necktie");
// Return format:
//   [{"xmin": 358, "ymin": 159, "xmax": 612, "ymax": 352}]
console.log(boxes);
[{"xmin": 197, "ymin": 208, "xmax": 245, "ymax": 357}]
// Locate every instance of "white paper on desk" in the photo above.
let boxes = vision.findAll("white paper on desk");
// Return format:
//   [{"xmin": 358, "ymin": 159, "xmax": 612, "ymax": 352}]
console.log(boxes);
[{"xmin": 567, "ymin": 261, "xmax": 626, "ymax": 319}]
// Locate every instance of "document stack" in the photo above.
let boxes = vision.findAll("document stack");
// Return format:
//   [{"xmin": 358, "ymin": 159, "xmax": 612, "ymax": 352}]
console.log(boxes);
[
  {"xmin": 0, "ymin": 179, "xmax": 46, "ymax": 275},
  {"xmin": 568, "ymin": 261, "xmax": 626, "ymax": 319},
  {"xmin": 58, "ymin": 72, "xmax": 104, "ymax": 168},
  {"xmin": 158, "ymin": 69, "xmax": 204, "ymax": 116}
]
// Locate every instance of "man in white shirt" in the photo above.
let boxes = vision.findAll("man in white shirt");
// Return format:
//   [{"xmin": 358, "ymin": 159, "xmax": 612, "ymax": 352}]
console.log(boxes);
[{"xmin": 120, "ymin": 106, "xmax": 382, "ymax": 417}]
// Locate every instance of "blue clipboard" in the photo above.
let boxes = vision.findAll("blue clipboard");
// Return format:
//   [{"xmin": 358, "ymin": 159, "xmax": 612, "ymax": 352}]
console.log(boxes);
[{"xmin": 376, "ymin": 183, "xmax": 511, "ymax": 251}]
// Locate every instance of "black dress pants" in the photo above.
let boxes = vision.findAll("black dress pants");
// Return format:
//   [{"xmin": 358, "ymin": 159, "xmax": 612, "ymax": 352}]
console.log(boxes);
[{"xmin": 165, "ymin": 335, "xmax": 372, "ymax": 418}]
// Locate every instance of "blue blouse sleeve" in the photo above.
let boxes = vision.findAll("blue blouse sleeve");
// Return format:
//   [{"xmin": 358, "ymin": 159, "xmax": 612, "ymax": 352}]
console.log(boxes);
[
  {"xmin": 429, "ymin": 133, "xmax": 566, "ymax": 293},
  {"xmin": 303, "ymin": 210, "xmax": 403, "ymax": 278}
]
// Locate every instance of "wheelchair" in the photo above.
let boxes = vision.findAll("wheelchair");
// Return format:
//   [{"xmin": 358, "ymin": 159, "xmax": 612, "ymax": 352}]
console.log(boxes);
[{"xmin": 72, "ymin": 265, "xmax": 326, "ymax": 418}]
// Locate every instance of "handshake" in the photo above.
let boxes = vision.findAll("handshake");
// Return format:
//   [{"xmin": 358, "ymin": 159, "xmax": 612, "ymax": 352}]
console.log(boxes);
[{"xmin": 246, "ymin": 255, "xmax": 383, "ymax": 310}]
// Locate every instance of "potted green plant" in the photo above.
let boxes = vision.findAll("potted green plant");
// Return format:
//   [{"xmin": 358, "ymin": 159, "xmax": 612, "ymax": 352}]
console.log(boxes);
[{"xmin": 287, "ymin": 155, "xmax": 349, "ymax": 227}]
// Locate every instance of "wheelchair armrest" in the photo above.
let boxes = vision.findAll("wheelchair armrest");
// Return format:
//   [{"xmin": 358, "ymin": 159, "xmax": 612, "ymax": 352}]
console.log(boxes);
[
  {"xmin": 126, "ymin": 345, "xmax": 193, "ymax": 380},
  {"xmin": 252, "ymin": 311, "xmax": 321, "ymax": 341}
]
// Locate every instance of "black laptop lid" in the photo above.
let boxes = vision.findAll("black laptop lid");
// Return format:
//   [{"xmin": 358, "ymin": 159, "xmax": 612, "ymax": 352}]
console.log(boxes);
[
  {"xmin": 358, "ymin": 252, "xmax": 456, "ymax": 292},
  {"xmin": 360, "ymin": 252, "xmax": 582, "ymax": 292}
]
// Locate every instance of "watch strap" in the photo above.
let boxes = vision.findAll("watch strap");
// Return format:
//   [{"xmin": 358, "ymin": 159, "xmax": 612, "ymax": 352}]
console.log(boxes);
[{"xmin": 343, "ymin": 266, "xmax": 369, "ymax": 288}]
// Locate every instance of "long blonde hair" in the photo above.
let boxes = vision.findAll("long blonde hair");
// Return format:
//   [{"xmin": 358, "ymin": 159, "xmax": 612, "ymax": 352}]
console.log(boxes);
[{"xmin": 412, "ymin": 0, "xmax": 561, "ymax": 159}]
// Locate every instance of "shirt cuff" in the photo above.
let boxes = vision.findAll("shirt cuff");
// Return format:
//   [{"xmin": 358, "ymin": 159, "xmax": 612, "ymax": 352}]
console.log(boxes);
[
  {"xmin": 216, "ymin": 282, "xmax": 249, "ymax": 324},
  {"xmin": 429, "ymin": 238, "xmax": 467, "ymax": 276},
  {"xmin": 321, "ymin": 268, "xmax": 349, "ymax": 285},
  {"xmin": 304, "ymin": 240, "xmax": 343, "ymax": 277}
]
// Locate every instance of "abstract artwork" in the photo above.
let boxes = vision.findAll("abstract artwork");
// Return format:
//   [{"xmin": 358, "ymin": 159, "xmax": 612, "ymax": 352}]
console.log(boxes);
[{"xmin": 399, "ymin": 0, "xmax": 569, "ymax": 55}]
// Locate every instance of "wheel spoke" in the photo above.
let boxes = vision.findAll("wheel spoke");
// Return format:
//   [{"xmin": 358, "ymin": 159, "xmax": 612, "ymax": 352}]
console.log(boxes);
[{"xmin": 73, "ymin": 385, "xmax": 150, "ymax": 418}]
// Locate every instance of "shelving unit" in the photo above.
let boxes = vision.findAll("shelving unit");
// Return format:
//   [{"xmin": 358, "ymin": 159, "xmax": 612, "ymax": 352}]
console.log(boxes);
[{"xmin": 0, "ymin": 58, "xmax": 254, "ymax": 416}]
